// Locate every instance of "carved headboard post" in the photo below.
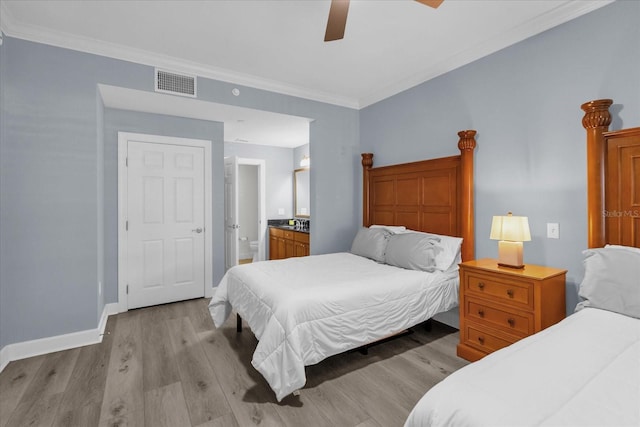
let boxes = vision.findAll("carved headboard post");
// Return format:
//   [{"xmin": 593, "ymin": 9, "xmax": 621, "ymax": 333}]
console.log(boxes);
[
  {"xmin": 581, "ymin": 99, "xmax": 612, "ymax": 248},
  {"xmin": 458, "ymin": 130, "xmax": 477, "ymax": 261},
  {"xmin": 361, "ymin": 153, "xmax": 374, "ymax": 227}
]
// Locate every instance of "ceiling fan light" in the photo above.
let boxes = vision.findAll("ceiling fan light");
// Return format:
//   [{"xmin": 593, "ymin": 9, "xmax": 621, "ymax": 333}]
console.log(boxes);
[{"xmin": 415, "ymin": 0, "xmax": 444, "ymax": 8}]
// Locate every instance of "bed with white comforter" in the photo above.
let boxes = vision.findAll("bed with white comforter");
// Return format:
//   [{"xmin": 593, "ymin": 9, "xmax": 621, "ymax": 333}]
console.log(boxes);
[
  {"xmin": 209, "ymin": 252, "xmax": 459, "ymax": 401},
  {"xmin": 405, "ymin": 244, "xmax": 640, "ymax": 427},
  {"xmin": 405, "ymin": 307, "xmax": 640, "ymax": 426}
]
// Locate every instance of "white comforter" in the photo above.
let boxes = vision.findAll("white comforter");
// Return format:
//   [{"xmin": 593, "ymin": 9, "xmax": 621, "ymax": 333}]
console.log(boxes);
[
  {"xmin": 405, "ymin": 307, "xmax": 640, "ymax": 427},
  {"xmin": 209, "ymin": 252, "xmax": 458, "ymax": 401}
]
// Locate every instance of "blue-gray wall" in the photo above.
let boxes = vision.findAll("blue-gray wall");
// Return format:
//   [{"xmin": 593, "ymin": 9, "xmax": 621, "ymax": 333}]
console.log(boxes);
[
  {"xmin": 361, "ymin": 0, "xmax": 640, "ymax": 315},
  {"xmin": 96, "ymin": 87, "xmax": 105, "ymax": 321},
  {"xmin": 0, "ymin": 39, "xmax": 126, "ymax": 348},
  {"xmin": 2, "ymin": 0, "xmax": 636, "ymax": 351},
  {"xmin": 224, "ymin": 141, "xmax": 294, "ymax": 220},
  {"xmin": 0, "ymin": 35, "xmax": 7, "ymax": 345},
  {"xmin": 0, "ymin": 37, "xmax": 359, "ymax": 350}
]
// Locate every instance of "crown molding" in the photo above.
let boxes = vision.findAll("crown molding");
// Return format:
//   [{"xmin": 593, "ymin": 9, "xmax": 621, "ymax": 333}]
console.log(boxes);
[
  {"xmin": 0, "ymin": 1, "xmax": 13, "ymax": 39},
  {"xmin": 358, "ymin": 0, "xmax": 615, "ymax": 108},
  {"xmin": 0, "ymin": 2, "xmax": 360, "ymax": 109},
  {"xmin": 1, "ymin": 0, "xmax": 613, "ymax": 110}
]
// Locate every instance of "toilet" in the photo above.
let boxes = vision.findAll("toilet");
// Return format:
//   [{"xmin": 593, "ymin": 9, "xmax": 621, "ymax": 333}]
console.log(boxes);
[{"xmin": 249, "ymin": 240, "xmax": 259, "ymax": 262}]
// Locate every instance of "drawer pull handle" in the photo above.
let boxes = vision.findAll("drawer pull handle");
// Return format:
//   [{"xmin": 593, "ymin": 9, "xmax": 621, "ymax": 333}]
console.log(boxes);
[
  {"xmin": 477, "ymin": 336, "xmax": 485, "ymax": 344},
  {"xmin": 478, "ymin": 309, "xmax": 485, "ymax": 317},
  {"xmin": 478, "ymin": 282, "xmax": 485, "ymax": 290},
  {"xmin": 506, "ymin": 289, "xmax": 514, "ymax": 298},
  {"xmin": 507, "ymin": 318, "xmax": 515, "ymax": 327}
]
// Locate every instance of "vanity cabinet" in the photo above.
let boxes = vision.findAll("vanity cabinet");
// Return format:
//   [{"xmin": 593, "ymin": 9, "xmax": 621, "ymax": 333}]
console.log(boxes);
[{"xmin": 269, "ymin": 227, "xmax": 310, "ymax": 260}]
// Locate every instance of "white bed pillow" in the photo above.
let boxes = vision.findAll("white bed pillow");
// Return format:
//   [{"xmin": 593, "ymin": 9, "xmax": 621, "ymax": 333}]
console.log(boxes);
[
  {"xmin": 576, "ymin": 247, "xmax": 640, "ymax": 318},
  {"xmin": 605, "ymin": 244, "xmax": 640, "ymax": 254},
  {"xmin": 350, "ymin": 227, "xmax": 390, "ymax": 263},
  {"xmin": 401, "ymin": 230, "xmax": 463, "ymax": 272},
  {"xmin": 384, "ymin": 233, "xmax": 440, "ymax": 272},
  {"xmin": 369, "ymin": 224, "xmax": 407, "ymax": 234}
]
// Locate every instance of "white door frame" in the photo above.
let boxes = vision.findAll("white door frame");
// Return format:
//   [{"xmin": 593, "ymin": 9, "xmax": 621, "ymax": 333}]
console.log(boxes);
[
  {"xmin": 117, "ymin": 132, "xmax": 213, "ymax": 312},
  {"xmin": 237, "ymin": 157, "xmax": 267, "ymax": 262},
  {"xmin": 224, "ymin": 156, "xmax": 239, "ymax": 271}
]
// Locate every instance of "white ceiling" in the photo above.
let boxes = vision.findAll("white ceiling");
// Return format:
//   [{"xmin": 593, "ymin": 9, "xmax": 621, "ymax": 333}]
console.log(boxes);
[{"xmin": 0, "ymin": 0, "xmax": 613, "ymax": 147}]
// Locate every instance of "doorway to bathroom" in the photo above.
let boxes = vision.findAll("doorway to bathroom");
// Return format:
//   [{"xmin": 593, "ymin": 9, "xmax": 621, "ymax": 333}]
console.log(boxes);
[{"xmin": 224, "ymin": 156, "xmax": 266, "ymax": 270}]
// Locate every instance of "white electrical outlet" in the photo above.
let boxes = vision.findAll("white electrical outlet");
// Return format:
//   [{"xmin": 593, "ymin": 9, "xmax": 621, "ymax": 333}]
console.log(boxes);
[
  {"xmin": 547, "ymin": 223, "xmax": 560, "ymax": 239},
  {"xmin": 278, "ymin": 208, "xmax": 285, "ymax": 215}
]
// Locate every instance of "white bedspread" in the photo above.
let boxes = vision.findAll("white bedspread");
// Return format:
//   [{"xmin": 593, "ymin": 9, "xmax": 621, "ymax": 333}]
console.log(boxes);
[
  {"xmin": 405, "ymin": 307, "xmax": 640, "ymax": 427},
  {"xmin": 209, "ymin": 252, "xmax": 458, "ymax": 401}
]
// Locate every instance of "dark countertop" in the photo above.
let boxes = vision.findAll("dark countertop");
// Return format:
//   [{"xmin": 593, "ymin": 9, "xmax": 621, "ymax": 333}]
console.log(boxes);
[{"xmin": 269, "ymin": 224, "xmax": 310, "ymax": 234}]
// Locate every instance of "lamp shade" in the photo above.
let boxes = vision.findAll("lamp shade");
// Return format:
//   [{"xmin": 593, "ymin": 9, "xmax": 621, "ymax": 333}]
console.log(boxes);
[{"xmin": 490, "ymin": 212, "xmax": 531, "ymax": 242}]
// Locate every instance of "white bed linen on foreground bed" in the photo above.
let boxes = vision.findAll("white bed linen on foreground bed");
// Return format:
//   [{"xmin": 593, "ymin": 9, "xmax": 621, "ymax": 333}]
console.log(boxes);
[
  {"xmin": 405, "ymin": 307, "xmax": 640, "ymax": 427},
  {"xmin": 209, "ymin": 252, "xmax": 458, "ymax": 401}
]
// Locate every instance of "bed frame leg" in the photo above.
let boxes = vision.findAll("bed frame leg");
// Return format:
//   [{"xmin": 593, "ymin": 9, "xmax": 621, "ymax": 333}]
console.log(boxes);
[
  {"xmin": 236, "ymin": 313, "xmax": 242, "ymax": 333},
  {"xmin": 425, "ymin": 318, "xmax": 433, "ymax": 332}
]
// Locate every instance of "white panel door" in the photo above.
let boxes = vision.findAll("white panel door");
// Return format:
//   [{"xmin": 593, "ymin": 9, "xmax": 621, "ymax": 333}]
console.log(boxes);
[
  {"xmin": 224, "ymin": 156, "xmax": 239, "ymax": 271},
  {"xmin": 127, "ymin": 141, "xmax": 205, "ymax": 309}
]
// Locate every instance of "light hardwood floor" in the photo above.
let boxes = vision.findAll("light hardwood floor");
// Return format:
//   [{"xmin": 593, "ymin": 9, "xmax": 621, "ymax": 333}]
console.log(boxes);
[{"xmin": 0, "ymin": 298, "xmax": 468, "ymax": 427}]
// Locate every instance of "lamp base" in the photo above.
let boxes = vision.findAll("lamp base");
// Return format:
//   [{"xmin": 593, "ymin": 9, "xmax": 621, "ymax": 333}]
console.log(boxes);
[
  {"xmin": 497, "ymin": 240, "xmax": 525, "ymax": 269},
  {"xmin": 497, "ymin": 262, "xmax": 525, "ymax": 269}
]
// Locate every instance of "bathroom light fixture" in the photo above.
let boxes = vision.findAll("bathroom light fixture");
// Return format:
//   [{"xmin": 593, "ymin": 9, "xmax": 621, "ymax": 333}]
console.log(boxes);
[
  {"xmin": 490, "ymin": 212, "xmax": 531, "ymax": 268},
  {"xmin": 300, "ymin": 155, "xmax": 310, "ymax": 168}
]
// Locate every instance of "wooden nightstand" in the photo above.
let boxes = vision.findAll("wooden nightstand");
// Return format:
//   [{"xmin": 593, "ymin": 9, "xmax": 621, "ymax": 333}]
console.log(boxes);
[{"xmin": 457, "ymin": 258, "xmax": 566, "ymax": 362}]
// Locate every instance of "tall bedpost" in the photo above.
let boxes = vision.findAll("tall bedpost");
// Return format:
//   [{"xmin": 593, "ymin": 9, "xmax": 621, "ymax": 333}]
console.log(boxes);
[
  {"xmin": 458, "ymin": 130, "xmax": 477, "ymax": 261},
  {"xmin": 581, "ymin": 99, "xmax": 612, "ymax": 248},
  {"xmin": 362, "ymin": 153, "xmax": 374, "ymax": 226}
]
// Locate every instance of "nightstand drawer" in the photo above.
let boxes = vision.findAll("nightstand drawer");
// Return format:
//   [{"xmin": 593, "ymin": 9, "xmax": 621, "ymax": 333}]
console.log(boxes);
[
  {"xmin": 465, "ymin": 299, "xmax": 532, "ymax": 336},
  {"xmin": 464, "ymin": 323, "xmax": 517, "ymax": 354},
  {"xmin": 466, "ymin": 273, "xmax": 533, "ymax": 308}
]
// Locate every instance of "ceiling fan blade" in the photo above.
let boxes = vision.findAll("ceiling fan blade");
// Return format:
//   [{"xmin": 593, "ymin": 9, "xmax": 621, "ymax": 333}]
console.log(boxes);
[
  {"xmin": 324, "ymin": 0, "xmax": 350, "ymax": 42},
  {"xmin": 415, "ymin": 0, "xmax": 444, "ymax": 8}
]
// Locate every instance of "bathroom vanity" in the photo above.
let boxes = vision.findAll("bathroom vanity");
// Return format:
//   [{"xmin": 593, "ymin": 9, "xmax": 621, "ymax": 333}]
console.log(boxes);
[{"xmin": 269, "ymin": 225, "xmax": 310, "ymax": 260}]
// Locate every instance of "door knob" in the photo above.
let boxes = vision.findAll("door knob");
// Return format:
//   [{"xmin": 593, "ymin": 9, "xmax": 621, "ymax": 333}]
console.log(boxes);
[{"xmin": 192, "ymin": 227, "xmax": 203, "ymax": 233}]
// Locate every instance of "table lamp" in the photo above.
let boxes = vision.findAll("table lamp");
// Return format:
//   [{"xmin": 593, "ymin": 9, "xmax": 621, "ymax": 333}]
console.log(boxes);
[{"xmin": 490, "ymin": 212, "xmax": 531, "ymax": 268}]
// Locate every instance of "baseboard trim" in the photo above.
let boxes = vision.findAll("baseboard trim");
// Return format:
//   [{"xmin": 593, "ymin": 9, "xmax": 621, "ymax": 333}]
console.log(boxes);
[
  {"xmin": 0, "ymin": 345, "xmax": 10, "ymax": 373},
  {"xmin": 0, "ymin": 302, "xmax": 120, "ymax": 373}
]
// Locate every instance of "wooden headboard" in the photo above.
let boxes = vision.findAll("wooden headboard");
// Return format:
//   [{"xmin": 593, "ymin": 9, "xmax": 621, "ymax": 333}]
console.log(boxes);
[
  {"xmin": 581, "ymin": 99, "xmax": 640, "ymax": 248},
  {"xmin": 361, "ymin": 130, "xmax": 477, "ymax": 261}
]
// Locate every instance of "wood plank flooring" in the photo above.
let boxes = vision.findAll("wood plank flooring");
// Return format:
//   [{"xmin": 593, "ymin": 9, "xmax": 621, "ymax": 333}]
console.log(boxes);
[{"xmin": 0, "ymin": 298, "xmax": 468, "ymax": 427}]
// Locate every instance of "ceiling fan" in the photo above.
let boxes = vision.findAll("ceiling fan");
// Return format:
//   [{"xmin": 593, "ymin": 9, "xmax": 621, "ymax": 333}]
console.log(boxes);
[{"xmin": 325, "ymin": 0, "xmax": 444, "ymax": 42}]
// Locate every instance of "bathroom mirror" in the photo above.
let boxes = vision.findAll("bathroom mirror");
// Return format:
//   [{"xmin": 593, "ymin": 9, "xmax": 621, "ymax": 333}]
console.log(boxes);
[{"xmin": 294, "ymin": 168, "xmax": 310, "ymax": 218}]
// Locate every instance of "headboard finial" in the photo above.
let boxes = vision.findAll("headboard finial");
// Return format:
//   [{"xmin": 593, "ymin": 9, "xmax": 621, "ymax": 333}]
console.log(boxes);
[
  {"xmin": 581, "ymin": 99, "xmax": 613, "ymax": 130},
  {"xmin": 458, "ymin": 130, "xmax": 476, "ymax": 261},
  {"xmin": 361, "ymin": 153, "xmax": 374, "ymax": 169},
  {"xmin": 581, "ymin": 99, "xmax": 613, "ymax": 248},
  {"xmin": 457, "ymin": 130, "xmax": 477, "ymax": 151},
  {"xmin": 361, "ymin": 153, "xmax": 374, "ymax": 227}
]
